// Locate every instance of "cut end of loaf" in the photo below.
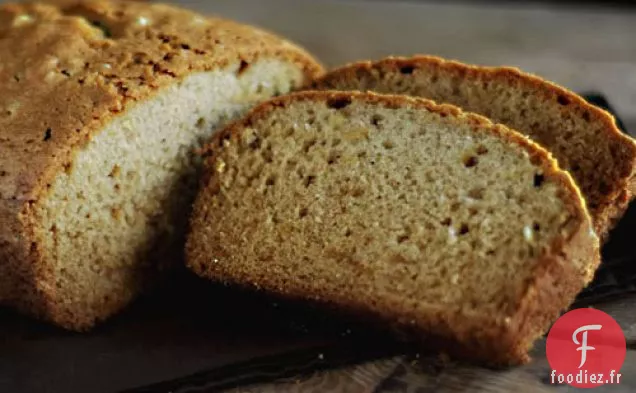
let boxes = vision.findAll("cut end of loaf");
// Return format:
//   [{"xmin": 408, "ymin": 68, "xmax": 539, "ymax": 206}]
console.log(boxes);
[
  {"xmin": 0, "ymin": 0, "xmax": 324, "ymax": 328},
  {"xmin": 187, "ymin": 91, "xmax": 599, "ymax": 364},
  {"xmin": 24, "ymin": 60, "xmax": 308, "ymax": 330},
  {"xmin": 312, "ymin": 55, "xmax": 636, "ymax": 238}
]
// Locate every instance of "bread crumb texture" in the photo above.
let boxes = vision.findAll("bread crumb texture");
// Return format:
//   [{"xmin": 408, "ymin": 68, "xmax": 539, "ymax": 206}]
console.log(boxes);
[
  {"xmin": 0, "ymin": 0, "xmax": 323, "ymax": 329},
  {"xmin": 187, "ymin": 91, "xmax": 600, "ymax": 365},
  {"xmin": 312, "ymin": 55, "xmax": 636, "ymax": 238}
]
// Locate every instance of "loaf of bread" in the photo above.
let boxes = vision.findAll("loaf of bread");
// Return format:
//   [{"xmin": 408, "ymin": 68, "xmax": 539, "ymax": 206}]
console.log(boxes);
[
  {"xmin": 0, "ymin": 1, "xmax": 322, "ymax": 330},
  {"xmin": 186, "ymin": 91, "xmax": 600, "ymax": 365},
  {"xmin": 312, "ymin": 56, "xmax": 636, "ymax": 238}
]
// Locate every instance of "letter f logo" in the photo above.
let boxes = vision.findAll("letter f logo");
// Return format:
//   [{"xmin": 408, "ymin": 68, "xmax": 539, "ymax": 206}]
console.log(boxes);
[{"xmin": 572, "ymin": 324, "xmax": 602, "ymax": 368}]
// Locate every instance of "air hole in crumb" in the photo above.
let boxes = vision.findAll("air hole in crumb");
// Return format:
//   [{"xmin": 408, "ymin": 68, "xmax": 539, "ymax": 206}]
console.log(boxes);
[
  {"xmin": 266, "ymin": 175, "xmax": 276, "ymax": 186},
  {"xmin": 397, "ymin": 234, "xmax": 410, "ymax": 243},
  {"xmin": 468, "ymin": 188, "xmax": 484, "ymax": 200},
  {"xmin": 327, "ymin": 151, "xmax": 340, "ymax": 165},
  {"xmin": 237, "ymin": 59, "xmax": 250, "ymax": 75},
  {"xmin": 400, "ymin": 65, "xmax": 415, "ymax": 74},
  {"xmin": 262, "ymin": 148, "xmax": 273, "ymax": 163},
  {"xmin": 476, "ymin": 145, "xmax": 488, "ymax": 155},
  {"xmin": 533, "ymin": 222, "xmax": 541, "ymax": 231},
  {"xmin": 371, "ymin": 114, "xmax": 384, "ymax": 126},
  {"xmin": 557, "ymin": 95, "xmax": 570, "ymax": 106},
  {"xmin": 463, "ymin": 155, "xmax": 478, "ymax": 168},
  {"xmin": 534, "ymin": 174, "xmax": 545, "ymax": 188},
  {"xmin": 108, "ymin": 165, "xmax": 120, "ymax": 178},
  {"xmin": 450, "ymin": 202, "xmax": 461, "ymax": 212},
  {"xmin": 382, "ymin": 140, "xmax": 394, "ymax": 149},
  {"xmin": 332, "ymin": 138, "xmax": 341, "ymax": 147},
  {"xmin": 345, "ymin": 229, "xmax": 352, "ymax": 237},
  {"xmin": 582, "ymin": 111, "xmax": 591, "ymax": 122},
  {"xmin": 327, "ymin": 97, "xmax": 351, "ymax": 110},
  {"xmin": 299, "ymin": 207, "xmax": 308, "ymax": 218},
  {"xmin": 43, "ymin": 128, "xmax": 52, "ymax": 141},
  {"xmin": 90, "ymin": 20, "xmax": 112, "ymax": 38},
  {"xmin": 196, "ymin": 117, "xmax": 205, "ymax": 129},
  {"xmin": 304, "ymin": 175, "xmax": 316, "ymax": 188},
  {"xmin": 248, "ymin": 136, "xmax": 261, "ymax": 150},
  {"xmin": 303, "ymin": 138, "xmax": 317, "ymax": 153},
  {"xmin": 459, "ymin": 224, "xmax": 469, "ymax": 235},
  {"xmin": 441, "ymin": 218, "xmax": 452, "ymax": 227}
]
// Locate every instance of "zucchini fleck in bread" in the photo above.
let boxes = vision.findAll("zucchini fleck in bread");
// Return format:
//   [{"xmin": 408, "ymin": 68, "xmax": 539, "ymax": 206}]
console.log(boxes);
[
  {"xmin": 0, "ymin": 1, "xmax": 323, "ymax": 330},
  {"xmin": 312, "ymin": 56, "xmax": 636, "ymax": 238},
  {"xmin": 187, "ymin": 91, "xmax": 600, "ymax": 365}
]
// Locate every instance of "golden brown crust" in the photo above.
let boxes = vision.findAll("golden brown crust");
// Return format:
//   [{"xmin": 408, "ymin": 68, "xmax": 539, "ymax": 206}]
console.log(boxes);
[
  {"xmin": 0, "ymin": 0, "xmax": 323, "ymax": 328},
  {"xmin": 312, "ymin": 55, "xmax": 636, "ymax": 238},
  {"xmin": 190, "ymin": 90, "xmax": 599, "ymax": 365}
]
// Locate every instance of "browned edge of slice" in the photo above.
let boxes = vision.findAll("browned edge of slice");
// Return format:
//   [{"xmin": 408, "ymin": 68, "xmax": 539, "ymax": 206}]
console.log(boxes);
[{"xmin": 311, "ymin": 55, "xmax": 636, "ymax": 239}]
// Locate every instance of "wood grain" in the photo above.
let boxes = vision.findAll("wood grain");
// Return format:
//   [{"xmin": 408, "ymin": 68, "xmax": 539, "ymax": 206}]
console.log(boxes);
[{"xmin": 227, "ymin": 295, "xmax": 636, "ymax": 392}]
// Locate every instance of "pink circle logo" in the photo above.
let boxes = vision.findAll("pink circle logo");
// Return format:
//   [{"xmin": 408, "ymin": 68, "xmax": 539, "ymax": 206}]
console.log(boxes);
[{"xmin": 546, "ymin": 308, "xmax": 626, "ymax": 388}]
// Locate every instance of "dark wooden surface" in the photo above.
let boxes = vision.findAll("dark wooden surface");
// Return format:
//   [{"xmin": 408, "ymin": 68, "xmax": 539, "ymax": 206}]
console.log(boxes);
[{"xmin": 225, "ymin": 295, "xmax": 636, "ymax": 392}]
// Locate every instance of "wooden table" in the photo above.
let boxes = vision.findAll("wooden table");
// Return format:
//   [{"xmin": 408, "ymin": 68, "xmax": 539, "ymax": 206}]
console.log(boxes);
[
  {"xmin": 171, "ymin": 0, "xmax": 636, "ymax": 391},
  {"xmin": 222, "ymin": 295, "xmax": 636, "ymax": 392}
]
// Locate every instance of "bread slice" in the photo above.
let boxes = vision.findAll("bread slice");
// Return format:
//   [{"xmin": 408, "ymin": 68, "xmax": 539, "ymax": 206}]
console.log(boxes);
[
  {"xmin": 186, "ymin": 91, "xmax": 600, "ymax": 365},
  {"xmin": 311, "ymin": 56, "xmax": 636, "ymax": 238},
  {"xmin": 0, "ymin": 1, "xmax": 322, "ymax": 330}
]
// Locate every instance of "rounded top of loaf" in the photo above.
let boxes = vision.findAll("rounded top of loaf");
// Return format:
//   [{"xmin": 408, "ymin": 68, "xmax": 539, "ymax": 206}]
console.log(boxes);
[{"xmin": 0, "ymin": 0, "xmax": 323, "ymax": 204}]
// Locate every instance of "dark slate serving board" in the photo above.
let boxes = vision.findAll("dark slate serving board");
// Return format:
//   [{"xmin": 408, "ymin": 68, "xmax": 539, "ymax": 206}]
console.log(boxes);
[{"xmin": 0, "ymin": 93, "xmax": 634, "ymax": 393}]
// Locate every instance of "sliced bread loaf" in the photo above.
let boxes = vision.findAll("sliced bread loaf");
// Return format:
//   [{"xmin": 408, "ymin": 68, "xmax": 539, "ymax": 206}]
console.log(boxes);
[
  {"xmin": 0, "ymin": 1, "xmax": 322, "ymax": 330},
  {"xmin": 186, "ymin": 91, "xmax": 600, "ymax": 365},
  {"xmin": 312, "ymin": 56, "xmax": 636, "ymax": 238}
]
